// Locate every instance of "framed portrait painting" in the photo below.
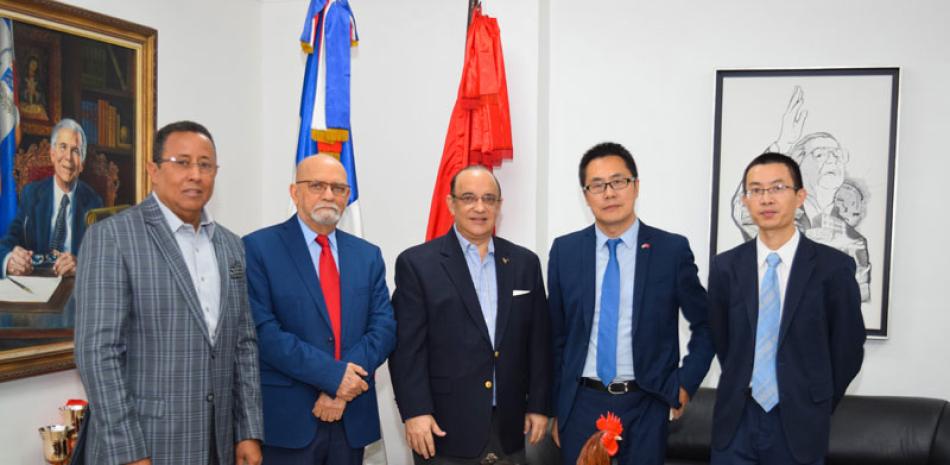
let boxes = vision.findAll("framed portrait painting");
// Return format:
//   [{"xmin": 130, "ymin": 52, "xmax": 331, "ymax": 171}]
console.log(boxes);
[
  {"xmin": 710, "ymin": 68, "xmax": 899, "ymax": 337},
  {"xmin": 0, "ymin": 0, "xmax": 156, "ymax": 381}
]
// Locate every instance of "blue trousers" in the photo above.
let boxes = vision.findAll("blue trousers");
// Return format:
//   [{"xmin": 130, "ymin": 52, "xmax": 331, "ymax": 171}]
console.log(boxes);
[
  {"xmin": 711, "ymin": 397, "xmax": 825, "ymax": 465},
  {"xmin": 263, "ymin": 421, "xmax": 364, "ymax": 465},
  {"xmin": 560, "ymin": 384, "xmax": 668, "ymax": 465}
]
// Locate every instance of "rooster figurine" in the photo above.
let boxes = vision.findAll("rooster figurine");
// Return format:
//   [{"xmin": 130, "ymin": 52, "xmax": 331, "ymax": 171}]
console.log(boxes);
[{"xmin": 576, "ymin": 412, "xmax": 624, "ymax": 465}]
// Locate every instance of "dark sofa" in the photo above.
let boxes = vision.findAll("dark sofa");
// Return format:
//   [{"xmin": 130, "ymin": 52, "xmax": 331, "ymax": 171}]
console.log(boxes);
[{"xmin": 527, "ymin": 387, "xmax": 950, "ymax": 464}]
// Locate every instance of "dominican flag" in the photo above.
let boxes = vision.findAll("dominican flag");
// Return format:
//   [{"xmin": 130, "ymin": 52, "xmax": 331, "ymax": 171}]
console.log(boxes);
[
  {"xmin": 295, "ymin": 0, "xmax": 362, "ymax": 236},
  {"xmin": 0, "ymin": 18, "xmax": 18, "ymax": 235}
]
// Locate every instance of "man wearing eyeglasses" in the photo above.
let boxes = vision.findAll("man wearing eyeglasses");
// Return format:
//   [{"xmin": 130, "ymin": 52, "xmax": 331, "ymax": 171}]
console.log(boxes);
[
  {"xmin": 389, "ymin": 165, "xmax": 551, "ymax": 465},
  {"xmin": 0, "ymin": 118, "xmax": 103, "ymax": 279},
  {"xmin": 243, "ymin": 154, "xmax": 396, "ymax": 465},
  {"xmin": 708, "ymin": 152, "xmax": 865, "ymax": 465},
  {"xmin": 548, "ymin": 142, "xmax": 714, "ymax": 465},
  {"xmin": 74, "ymin": 121, "xmax": 264, "ymax": 465}
]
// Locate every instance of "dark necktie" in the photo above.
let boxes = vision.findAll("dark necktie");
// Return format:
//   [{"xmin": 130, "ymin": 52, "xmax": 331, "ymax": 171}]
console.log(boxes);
[
  {"xmin": 50, "ymin": 195, "xmax": 70, "ymax": 252},
  {"xmin": 316, "ymin": 234, "xmax": 342, "ymax": 360}
]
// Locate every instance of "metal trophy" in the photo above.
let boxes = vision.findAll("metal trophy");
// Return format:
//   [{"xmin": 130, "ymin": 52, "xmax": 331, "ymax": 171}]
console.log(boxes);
[
  {"xmin": 38, "ymin": 425, "xmax": 73, "ymax": 465},
  {"xmin": 60, "ymin": 401, "xmax": 87, "ymax": 456}
]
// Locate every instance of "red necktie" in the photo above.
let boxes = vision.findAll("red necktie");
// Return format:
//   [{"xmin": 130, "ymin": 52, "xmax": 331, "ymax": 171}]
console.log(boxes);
[{"xmin": 316, "ymin": 234, "xmax": 342, "ymax": 360}]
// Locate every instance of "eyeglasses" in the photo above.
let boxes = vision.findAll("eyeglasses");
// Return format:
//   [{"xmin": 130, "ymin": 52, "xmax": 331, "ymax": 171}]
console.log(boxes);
[
  {"xmin": 584, "ymin": 177, "xmax": 636, "ymax": 194},
  {"xmin": 452, "ymin": 193, "xmax": 501, "ymax": 207},
  {"xmin": 158, "ymin": 157, "xmax": 218, "ymax": 174},
  {"xmin": 744, "ymin": 183, "xmax": 798, "ymax": 198},
  {"xmin": 31, "ymin": 252, "xmax": 58, "ymax": 267},
  {"xmin": 296, "ymin": 180, "xmax": 350, "ymax": 197}
]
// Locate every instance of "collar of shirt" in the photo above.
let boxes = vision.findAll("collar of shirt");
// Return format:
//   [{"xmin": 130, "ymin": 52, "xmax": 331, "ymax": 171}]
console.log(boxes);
[
  {"xmin": 594, "ymin": 218, "xmax": 641, "ymax": 251},
  {"xmin": 756, "ymin": 228, "xmax": 800, "ymax": 270},
  {"xmin": 152, "ymin": 192, "xmax": 216, "ymax": 238},
  {"xmin": 297, "ymin": 215, "xmax": 338, "ymax": 273},
  {"xmin": 453, "ymin": 225, "xmax": 495, "ymax": 262},
  {"xmin": 52, "ymin": 179, "xmax": 76, "ymax": 205}
]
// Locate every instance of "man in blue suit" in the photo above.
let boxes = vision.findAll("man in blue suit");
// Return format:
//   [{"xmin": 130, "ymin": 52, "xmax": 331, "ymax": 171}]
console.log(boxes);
[
  {"xmin": 548, "ymin": 142, "xmax": 714, "ymax": 465},
  {"xmin": 244, "ymin": 154, "xmax": 396, "ymax": 465},
  {"xmin": 1, "ymin": 118, "xmax": 103, "ymax": 278},
  {"xmin": 708, "ymin": 152, "xmax": 865, "ymax": 465}
]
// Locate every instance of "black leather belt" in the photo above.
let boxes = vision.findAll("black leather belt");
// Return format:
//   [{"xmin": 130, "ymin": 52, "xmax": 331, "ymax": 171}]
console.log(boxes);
[{"xmin": 581, "ymin": 377, "xmax": 639, "ymax": 395}]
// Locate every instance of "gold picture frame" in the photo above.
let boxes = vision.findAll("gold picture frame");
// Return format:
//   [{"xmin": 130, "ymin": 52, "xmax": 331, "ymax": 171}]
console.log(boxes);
[{"xmin": 0, "ymin": 0, "xmax": 156, "ymax": 382}]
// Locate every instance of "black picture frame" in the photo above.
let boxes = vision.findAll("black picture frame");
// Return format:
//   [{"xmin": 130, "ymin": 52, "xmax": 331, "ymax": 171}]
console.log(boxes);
[{"xmin": 710, "ymin": 68, "xmax": 899, "ymax": 337}]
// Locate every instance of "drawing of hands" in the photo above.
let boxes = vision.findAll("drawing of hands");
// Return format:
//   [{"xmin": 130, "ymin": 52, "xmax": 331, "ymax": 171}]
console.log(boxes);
[{"xmin": 774, "ymin": 85, "xmax": 808, "ymax": 154}]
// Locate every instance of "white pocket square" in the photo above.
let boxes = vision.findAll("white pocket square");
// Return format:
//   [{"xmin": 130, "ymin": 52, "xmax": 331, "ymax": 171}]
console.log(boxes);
[{"xmin": 512, "ymin": 289, "xmax": 531, "ymax": 297}]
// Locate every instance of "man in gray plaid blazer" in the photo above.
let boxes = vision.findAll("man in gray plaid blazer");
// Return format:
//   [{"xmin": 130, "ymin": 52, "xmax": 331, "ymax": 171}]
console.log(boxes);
[{"xmin": 74, "ymin": 121, "xmax": 264, "ymax": 465}]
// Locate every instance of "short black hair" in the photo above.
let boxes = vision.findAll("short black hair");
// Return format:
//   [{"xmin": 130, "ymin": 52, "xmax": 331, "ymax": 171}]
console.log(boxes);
[
  {"xmin": 449, "ymin": 165, "xmax": 502, "ymax": 197},
  {"xmin": 153, "ymin": 120, "xmax": 216, "ymax": 163},
  {"xmin": 742, "ymin": 152, "xmax": 803, "ymax": 193},
  {"xmin": 578, "ymin": 142, "xmax": 638, "ymax": 188}
]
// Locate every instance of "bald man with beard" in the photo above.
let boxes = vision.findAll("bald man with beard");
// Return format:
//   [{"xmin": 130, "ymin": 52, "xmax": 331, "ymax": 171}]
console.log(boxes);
[{"xmin": 243, "ymin": 155, "xmax": 396, "ymax": 465}]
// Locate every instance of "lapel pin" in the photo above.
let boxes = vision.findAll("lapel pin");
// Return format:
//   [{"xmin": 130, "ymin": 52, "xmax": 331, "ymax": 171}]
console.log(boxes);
[
  {"xmin": 641, "ymin": 243, "xmax": 651, "ymax": 250},
  {"xmin": 502, "ymin": 257, "xmax": 509, "ymax": 264}
]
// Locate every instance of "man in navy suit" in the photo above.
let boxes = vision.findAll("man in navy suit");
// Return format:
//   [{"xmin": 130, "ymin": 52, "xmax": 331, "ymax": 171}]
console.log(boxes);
[
  {"xmin": 548, "ymin": 142, "xmax": 714, "ymax": 465},
  {"xmin": 0, "ymin": 118, "xmax": 103, "ymax": 278},
  {"xmin": 244, "ymin": 154, "xmax": 396, "ymax": 465},
  {"xmin": 389, "ymin": 166, "xmax": 551, "ymax": 465},
  {"xmin": 708, "ymin": 152, "xmax": 865, "ymax": 465}
]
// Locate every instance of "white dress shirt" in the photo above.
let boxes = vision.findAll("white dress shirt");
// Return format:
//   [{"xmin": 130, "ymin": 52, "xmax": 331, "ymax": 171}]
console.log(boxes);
[
  {"xmin": 154, "ymin": 193, "xmax": 221, "ymax": 344},
  {"xmin": 755, "ymin": 229, "xmax": 801, "ymax": 317}
]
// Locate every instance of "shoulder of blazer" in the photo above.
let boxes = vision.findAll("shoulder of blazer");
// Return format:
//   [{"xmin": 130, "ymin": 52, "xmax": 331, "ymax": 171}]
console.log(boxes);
[
  {"xmin": 73, "ymin": 180, "xmax": 103, "ymax": 205},
  {"xmin": 21, "ymin": 177, "xmax": 52, "ymax": 207},
  {"xmin": 397, "ymin": 232, "xmax": 448, "ymax": 264},
  {"xmin": 798, "ymin": 234, "xmax": 853, "ymax": 271},
  {"xmin": 552, "ymin": 224, "xmax": 595, "ymax": 249},
  {"xmin": 713, "ymin": 238, "xmax": 755, "ymax": 268},
  {"xmin": 335, "ymin": 227, "xmax": 381, "ymax": 258},
  {"xmin": 492, "ymin": 235, "xmax": 539, "ymax": 263}
]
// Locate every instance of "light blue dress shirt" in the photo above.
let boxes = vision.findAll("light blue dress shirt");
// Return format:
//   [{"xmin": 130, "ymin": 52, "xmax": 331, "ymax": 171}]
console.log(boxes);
[
  {"xmin": 297, "ymin": 216, "xmax": 339, "ymax": 276},
  {"xmin": 153, "ymin": 193, "xmax": 221, "ymax": 344},
  {"xmin": 454, "ymin": 226, "xmax": 498, "ymax": 403},
  {"xmin": 582, "ymin": 219, "xmax": 640, "ymax": 382}
]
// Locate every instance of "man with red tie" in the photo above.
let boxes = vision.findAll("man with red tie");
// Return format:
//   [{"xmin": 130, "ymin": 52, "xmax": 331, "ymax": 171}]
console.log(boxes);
[{"xmin": 243, "ymin": 154, "xmax": 396, "ymax": 465}]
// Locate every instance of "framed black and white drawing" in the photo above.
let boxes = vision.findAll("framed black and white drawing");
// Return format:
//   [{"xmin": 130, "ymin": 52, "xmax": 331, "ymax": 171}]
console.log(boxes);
[{"xmin": 710, "ymin": 68, "xmax": 899, "ymax": 337}]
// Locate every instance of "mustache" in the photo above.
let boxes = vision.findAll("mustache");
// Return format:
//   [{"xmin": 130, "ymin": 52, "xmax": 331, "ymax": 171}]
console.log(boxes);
[{"xmin": 311, "ymin": 202, "xmax": 341, "ymax": 214}]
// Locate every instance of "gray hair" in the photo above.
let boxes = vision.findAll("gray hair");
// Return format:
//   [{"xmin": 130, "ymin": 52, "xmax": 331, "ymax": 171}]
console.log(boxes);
[{"xmin": 50, "ymin": 118, "xmax": 88, "ymax": 162}]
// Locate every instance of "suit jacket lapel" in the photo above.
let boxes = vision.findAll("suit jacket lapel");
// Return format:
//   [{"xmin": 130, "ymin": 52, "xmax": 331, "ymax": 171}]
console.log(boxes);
[
  {"xmin": 211, "ymin": 229, "xmax": 232, "ymax": 342},
  {"xmin": 632, "ymin": 222, "xmax": 654, "ymax": 337},
  {"xmin": 141, "ymin": 196, "xmax": 212, "ymax": 346},
  {"xmin": 277, "ymin": 217, "xmax": 333, "ymax": 330},
  {"xmin": 337, "ymin": 230, "xmax": 356, "ymax": 346},
  {"xmin": 739, "ymin": 241, "xmax": 759, "ymax": 331},
  {"xmin": 493, "ymin": 240, "xmax": 513, "ymax": 351},
  {"xmin": 70, "ymin": 184, "xmax": 91, "ymax": 252},
  {"xmin": 36, "ymin": 179, "xmax": 54, "ymax": 250},
  {"xmin": 580, "ymin": 226, "xmax": 596, "ymax": 336},
  {"xmin": 779, "ymin": 236, "xmax": 816, "ymax": 346},
  {"xmin": 440, "ymin": 232, "xmax": 492, "ymax": 347}
]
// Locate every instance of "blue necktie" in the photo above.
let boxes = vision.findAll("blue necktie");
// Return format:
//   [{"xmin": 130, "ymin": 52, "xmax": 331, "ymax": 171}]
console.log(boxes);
[
  {"xmin": 597, "ymin": 238, "xmax": 621, "ymax": 384},
  {"xmin": 752, "ymin": 252, "xmax": 782, "ymax": 411},
  {"xmin": 50, "ymin": 195, "xmax": 69, "ymax": 252}
]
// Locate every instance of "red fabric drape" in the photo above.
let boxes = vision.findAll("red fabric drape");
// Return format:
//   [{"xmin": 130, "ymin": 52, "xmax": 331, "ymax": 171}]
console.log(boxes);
[{"xmin": 425, "ymin": 8, "xmax": 512, "ymax": 241}]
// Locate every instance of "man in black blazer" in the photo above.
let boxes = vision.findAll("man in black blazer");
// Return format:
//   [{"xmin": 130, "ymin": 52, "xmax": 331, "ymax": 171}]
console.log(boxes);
[
  {"xmin": 709, "ymin": 152, "xmax": 865, "ymax": 465},
  {"xmin": 389, "ymin": 165, "xmax": 551, "ymax": 465}
]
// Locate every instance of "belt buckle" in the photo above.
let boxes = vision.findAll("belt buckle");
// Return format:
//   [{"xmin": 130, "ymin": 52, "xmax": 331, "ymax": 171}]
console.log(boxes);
[{"xmin": 606, "ymin": 382, "xmax": 627, "ymax": 395}]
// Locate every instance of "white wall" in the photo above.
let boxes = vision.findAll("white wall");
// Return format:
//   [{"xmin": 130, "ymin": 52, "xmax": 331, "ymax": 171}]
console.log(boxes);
[{"xmin": 4, "ymin": 0, "xmax": 950, "ymax": 463}]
